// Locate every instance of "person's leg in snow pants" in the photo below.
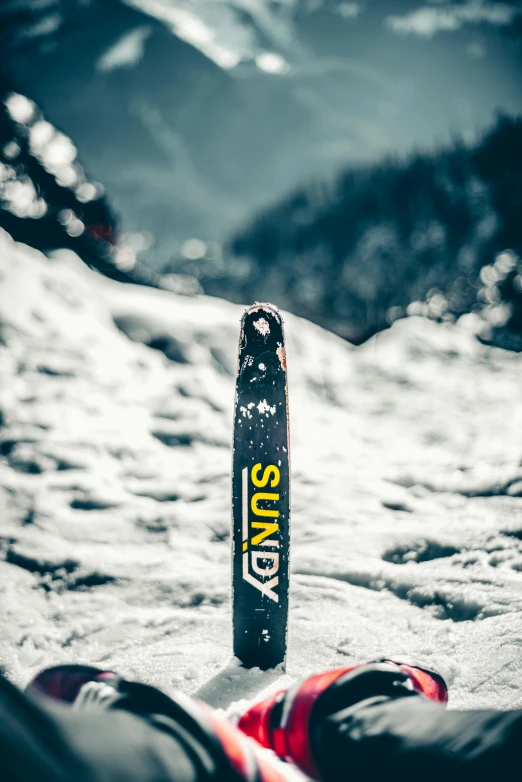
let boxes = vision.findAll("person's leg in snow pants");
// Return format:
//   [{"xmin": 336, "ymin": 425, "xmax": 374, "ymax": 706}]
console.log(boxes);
[{"xmin": 1, "ymin": 661, "xmax": 521, "ymax": 782}]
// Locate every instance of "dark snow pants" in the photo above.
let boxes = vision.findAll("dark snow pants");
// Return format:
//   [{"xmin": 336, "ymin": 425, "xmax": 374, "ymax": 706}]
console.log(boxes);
[{"xmin": 1, "ymin": 670, "xmax": 522, "ymax": 782}]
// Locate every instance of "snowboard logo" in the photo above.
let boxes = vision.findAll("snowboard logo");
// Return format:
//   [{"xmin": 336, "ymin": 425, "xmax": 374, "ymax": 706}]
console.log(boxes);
[{"xmin": 241, "ymin": 463, "xmax": 280, "ymax": 602}]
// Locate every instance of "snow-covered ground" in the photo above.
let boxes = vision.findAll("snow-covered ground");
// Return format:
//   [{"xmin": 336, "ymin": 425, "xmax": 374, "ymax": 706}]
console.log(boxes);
[{"xmin": 1, "ymin": 228, "xmax": 522, "ymax": 711}]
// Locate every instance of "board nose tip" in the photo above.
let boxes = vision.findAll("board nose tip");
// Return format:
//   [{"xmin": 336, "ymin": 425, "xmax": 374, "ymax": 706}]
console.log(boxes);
[{"xmin": 242, "ymin": 302, "xmax": 284, "ymax": 325}]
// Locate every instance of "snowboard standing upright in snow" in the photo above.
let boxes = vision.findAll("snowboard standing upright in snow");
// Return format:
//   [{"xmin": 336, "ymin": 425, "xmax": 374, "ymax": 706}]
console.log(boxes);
[{"xmin": 232, "ymin": 304, "xmax": 290, "ymax": 670}]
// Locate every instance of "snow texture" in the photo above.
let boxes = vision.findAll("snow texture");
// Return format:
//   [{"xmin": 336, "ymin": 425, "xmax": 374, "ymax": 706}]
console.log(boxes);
[{"xmin": 1, "ymin": 229, "xmax": 522, "ymax": 711}]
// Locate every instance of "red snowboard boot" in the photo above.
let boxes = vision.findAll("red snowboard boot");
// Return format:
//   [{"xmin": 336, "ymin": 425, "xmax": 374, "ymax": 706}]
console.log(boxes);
[{"xmin": 238, "ymin": 658, "xmax": 448, "ymax": 780}]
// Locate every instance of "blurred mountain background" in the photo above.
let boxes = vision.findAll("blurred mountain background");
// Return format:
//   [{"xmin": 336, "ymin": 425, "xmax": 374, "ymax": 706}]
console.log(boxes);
[{"xmin": 1, "ymin": 0, "xmax": 522, "ymax": 346}]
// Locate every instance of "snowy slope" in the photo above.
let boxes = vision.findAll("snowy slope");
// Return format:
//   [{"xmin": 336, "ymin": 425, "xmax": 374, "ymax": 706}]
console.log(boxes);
[{"xmin": 1, "ymin": 228, "xmax": 522, "ymax": 710}]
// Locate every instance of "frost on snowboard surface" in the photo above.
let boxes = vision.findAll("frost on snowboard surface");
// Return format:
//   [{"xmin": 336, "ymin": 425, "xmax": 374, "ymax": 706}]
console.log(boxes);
[{"xmin": 232, "ymin": 304, "xmax": 290, "ymax": 670}]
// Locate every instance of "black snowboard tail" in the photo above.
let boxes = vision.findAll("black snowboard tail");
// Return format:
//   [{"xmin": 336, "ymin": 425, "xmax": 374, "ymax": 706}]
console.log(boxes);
[{"xmin": 232, "ymin": 304, "xmax": 290, "ymax": 670}]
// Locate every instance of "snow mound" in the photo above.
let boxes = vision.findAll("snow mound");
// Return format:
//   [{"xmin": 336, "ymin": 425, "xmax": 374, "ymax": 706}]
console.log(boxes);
[{"xmin": 1, "ymin": 229, "xmax": 522, "ymax": 710}]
